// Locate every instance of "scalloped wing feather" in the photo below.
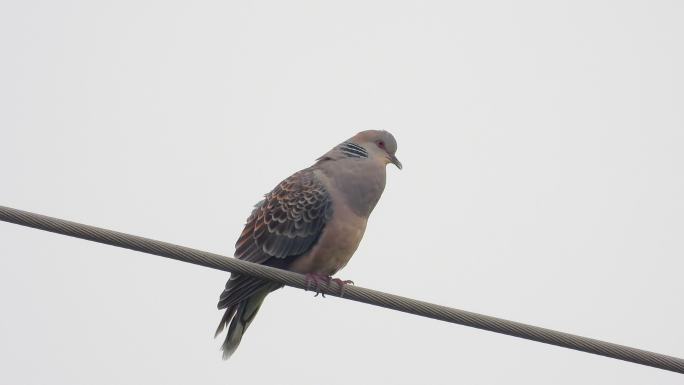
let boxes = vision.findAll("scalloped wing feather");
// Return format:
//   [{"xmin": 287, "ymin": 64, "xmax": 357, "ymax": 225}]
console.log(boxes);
[
  {"xmin": 235, "ymin": 169, "xmax": 332, "ymax": 263},
  {"xmin": 218, "ymin": 168, "xmax": 332, "ymax": 310}
]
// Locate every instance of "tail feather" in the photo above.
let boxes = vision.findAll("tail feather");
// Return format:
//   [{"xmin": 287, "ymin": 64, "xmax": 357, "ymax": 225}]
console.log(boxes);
[
  {"xmin": 216, "ymin": 288, "xmax": 270, "ymax": 359},
  {"xmin": 214, "ymin": 304, "xmax": 237, "ymax": 338}
]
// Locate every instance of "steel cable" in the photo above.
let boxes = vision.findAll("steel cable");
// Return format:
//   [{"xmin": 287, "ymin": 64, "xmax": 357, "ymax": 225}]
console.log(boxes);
[{"xmin": 1, "ymin": 205, "xmax": 682, "ymax": 374}]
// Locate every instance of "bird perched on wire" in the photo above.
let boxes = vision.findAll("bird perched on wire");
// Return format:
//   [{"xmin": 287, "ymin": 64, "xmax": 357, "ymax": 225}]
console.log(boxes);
[{"xmin": 215, "ymin": 130, "xmax": 401, "ymax": 359}]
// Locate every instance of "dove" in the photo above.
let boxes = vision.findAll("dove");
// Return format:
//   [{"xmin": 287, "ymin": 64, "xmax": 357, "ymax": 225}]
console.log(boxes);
[{"xmin": 215, "ymin": 130, "xmax": 401, "ymax": 359}]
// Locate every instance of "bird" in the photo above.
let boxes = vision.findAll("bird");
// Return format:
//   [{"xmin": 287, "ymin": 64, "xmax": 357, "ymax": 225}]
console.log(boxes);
[{"xmin": 215, "ymin": 130, "xmax": 401, "ymax": 359}]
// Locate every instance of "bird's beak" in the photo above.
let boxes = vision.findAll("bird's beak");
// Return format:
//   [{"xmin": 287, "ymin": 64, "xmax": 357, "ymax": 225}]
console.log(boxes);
[{"xmin": 388, "ymin": 154, "xmax": 402, "ymax": 170}]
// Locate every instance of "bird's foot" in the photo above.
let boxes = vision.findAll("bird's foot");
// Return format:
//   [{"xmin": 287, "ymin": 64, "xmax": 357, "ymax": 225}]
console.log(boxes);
[
  {"xmin": 331, "ymin": 278, "xmax": 354, "ymax": 297},
  {"xmin": 304, "ymin": 274, "xmax": 355, "ymax": 298},
  {"xmin": 304, "ymin": 273, "xmax": 331, "ymax": 297}
]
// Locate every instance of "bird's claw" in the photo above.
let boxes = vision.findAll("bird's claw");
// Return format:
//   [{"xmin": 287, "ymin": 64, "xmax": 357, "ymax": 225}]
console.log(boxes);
[
  {"xmin": 304, "ymin": 274, "xmax": 355, "ymax": 298},
  {"xmin": 331, "ymin": 278, "xmax": 354, "ymax": 297},
  {"xmin": 304, "ymin": 273, "xmax": 330, "ymax": 298}
]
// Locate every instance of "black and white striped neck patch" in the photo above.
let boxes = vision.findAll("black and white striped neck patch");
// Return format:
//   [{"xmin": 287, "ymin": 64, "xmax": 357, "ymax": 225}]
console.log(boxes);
[{"xmin": 339, "ymin": 142, "xmax": 368, "ymax": 159}]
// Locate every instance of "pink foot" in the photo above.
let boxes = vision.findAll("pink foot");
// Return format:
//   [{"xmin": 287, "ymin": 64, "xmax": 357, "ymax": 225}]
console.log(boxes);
[
  {"xmin": 331, "ymin": 278, "xmax": 355, "ymax": 285},
  {"xmin": 331, "ymin": 278, "xmax": 355, "ymax": 297},
  {"xmin": 304, "ymin": 274, "xmax": 355, "ymax": 297},
  {"xmin": 304, "ymin": 273, "xmax": 331, "ymax": 297}
]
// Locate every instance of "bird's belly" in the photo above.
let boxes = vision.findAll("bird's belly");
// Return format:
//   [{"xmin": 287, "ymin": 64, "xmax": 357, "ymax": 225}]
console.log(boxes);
[{"xmin": 288, "ymin": 211, "xmax": 367, "ymax": 276}]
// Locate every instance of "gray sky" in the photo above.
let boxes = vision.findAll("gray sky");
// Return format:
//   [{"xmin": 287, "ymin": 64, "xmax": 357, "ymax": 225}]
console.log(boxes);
[{"xmin": 1, "ymin": 1, "xmax": 683, "ymax": 384}]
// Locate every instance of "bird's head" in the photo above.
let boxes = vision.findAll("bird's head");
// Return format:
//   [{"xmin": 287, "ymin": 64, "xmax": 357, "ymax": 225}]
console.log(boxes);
[{"xmin": 347, "ymin": 130, "xmax": 402, "ymax": 169}]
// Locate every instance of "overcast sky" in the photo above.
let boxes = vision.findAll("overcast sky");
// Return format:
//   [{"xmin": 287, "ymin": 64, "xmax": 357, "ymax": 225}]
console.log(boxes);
[{"xmin": 1, "ymin": 1, "xmax": 683, "ymax": 384}]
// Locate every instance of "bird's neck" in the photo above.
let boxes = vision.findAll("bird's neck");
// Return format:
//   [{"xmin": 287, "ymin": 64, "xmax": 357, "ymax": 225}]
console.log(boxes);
[{"xmin": 316, "ymin": 158, "xmax": 387, "ymax": 217}]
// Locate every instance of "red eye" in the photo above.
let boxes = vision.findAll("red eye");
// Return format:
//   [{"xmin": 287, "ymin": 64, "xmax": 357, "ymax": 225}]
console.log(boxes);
[{"xmin": 377, "ymin": 141, "xmax": 385, "ymax": 149}]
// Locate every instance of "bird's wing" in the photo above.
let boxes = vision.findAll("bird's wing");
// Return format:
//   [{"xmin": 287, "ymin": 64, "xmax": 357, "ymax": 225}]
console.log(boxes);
[{"xmin": 217, "ymin": 168, "xmax": 332, "ymax": 310}]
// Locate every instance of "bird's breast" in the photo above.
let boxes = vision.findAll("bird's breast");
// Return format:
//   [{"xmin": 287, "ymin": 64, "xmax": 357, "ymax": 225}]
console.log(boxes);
[{"xmin": 288, "ymin": 192, "xmax": 368, "ymax": 276}]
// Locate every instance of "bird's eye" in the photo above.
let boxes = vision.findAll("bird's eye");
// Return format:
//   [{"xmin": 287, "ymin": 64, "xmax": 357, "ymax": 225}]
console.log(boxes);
[{"xmin": 377, "ymin": 141, "xmax": 385, "ymax": 149}]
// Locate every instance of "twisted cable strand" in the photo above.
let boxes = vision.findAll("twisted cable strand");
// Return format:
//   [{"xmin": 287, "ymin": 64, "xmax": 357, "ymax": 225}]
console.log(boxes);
[{"xmin": 1, "ymin": 205, "xmax": 682, "ymax": 374}]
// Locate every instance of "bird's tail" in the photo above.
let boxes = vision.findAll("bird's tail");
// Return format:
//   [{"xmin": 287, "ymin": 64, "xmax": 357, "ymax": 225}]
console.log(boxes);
[{"xmin": 215, "ymin": 287, "xmax": 270, "ymax": 359}]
